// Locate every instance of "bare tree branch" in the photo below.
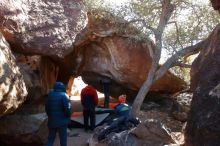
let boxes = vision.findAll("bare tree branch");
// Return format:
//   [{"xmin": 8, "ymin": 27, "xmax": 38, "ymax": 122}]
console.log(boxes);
[
  {"xmin": 174, "ymin": 62, "xmax": 191, "ymax": 68},
  {"xmin": 146, "ymin": 42, "xmax": 154, "ymax": 58},
  {"xmin": 131, "ymin": 0, "xmax": 175, "ymax": 116},
  {"xmin": 168, "ymin": 21, "xmax": 184, "ymax": 49},
  {"xmin": 154, "ymin": 40, "xmax": 204, "ymax": 81},
  {"xmin": 156, "ymin": 0, "xmax": 174, "ymax": 38}
]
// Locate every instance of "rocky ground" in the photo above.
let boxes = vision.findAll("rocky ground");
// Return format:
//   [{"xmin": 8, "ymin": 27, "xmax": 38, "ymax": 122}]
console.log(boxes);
[{"xmin": 53, "ymin": 128, "xmax": 92, "ymax": 146}]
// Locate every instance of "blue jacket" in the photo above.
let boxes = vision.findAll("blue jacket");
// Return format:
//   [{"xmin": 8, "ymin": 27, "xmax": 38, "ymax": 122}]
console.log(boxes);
[
  {"xmin": 114, "ymin": 103, "xmax": 130, "ymax": 118},
  {"xmin": 45, "ymin": 82, "xmax": 72, "ymax": 128}
]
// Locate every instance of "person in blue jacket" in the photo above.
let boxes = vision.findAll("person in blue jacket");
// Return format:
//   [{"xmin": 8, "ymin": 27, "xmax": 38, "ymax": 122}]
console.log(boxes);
[
  {"xmin": 45, "ymin": 82, "xmax": 72, "ymax": 146},
  {"xmin": 114, "ymin": 94, "xmax": 130, "ymax": 118}
]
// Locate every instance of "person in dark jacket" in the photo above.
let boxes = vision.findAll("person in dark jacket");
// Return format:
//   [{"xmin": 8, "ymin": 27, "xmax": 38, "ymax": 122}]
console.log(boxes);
[
  {"xmin": 45, "ymin": 82, "xmax": 72, "ymax": 146},
  {"xmin": 114, "ymin": 94, "xmax": 130, "ymax": 118},
  {"xmin": 80, "ymin": 85, "xmax": 98, "ymax": 131}
]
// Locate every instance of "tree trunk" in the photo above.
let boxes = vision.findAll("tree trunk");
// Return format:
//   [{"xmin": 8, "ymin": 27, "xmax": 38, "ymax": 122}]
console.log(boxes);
[
  {"xmin": 131, "ymin": 40, "xmax": 204, "ymax": 116},
  {"xmin": 131, "ymin": 0, "xmax": 174, "ymax": 116}
]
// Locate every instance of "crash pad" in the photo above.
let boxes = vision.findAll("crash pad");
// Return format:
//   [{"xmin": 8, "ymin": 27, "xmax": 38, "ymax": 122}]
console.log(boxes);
[
  {"xmin": 95, "ymin": 107, "xmax": 115, "ymax": 114},
  {"xmin": 99, "ymin": 103, "xmax": 119, "ymax": 109},
  {"xmin": 71, "ymin": 112, "xmax": 109, "ymax": 126}
]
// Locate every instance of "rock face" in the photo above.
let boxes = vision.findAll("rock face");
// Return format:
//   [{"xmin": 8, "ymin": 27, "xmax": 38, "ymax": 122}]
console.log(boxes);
[
  {"xmin": 0, "ymin": 33, "xmax": 27, "ymax": 116},
  {"xmin": 0, "ymin": 113, "xmax": 48, "ymax": 146},
  {"xmin": 209, "ymin": 83, "xmax": 220, "ymax": 98},
  {"xmin": 39, "ymin": 56, "xmax": 59, "ymax": 94},
  {"xmin": 185, "ymin": 24, "xmax": 220, "ymax": 145},
  {"xmin": 62, "ymin": 12, "xmax": 186, "ymax": 97},
  {"xmin": 0, "ymin": 0, "xmax": 87, "ymax": 57},
  {"xmin": 131, "ymin": 119, "xmax": 174, "ymax": 145},
  {"xmin": 211, "ymin": 0, "xmax": 220, "ymax": 12},
  {"xmin": 78, "ymin": 37, "xmax": 185, "ymax": 95},
  {"xmin": 16, "ymin": 54, "xmax": 43, "ymax": 102}
]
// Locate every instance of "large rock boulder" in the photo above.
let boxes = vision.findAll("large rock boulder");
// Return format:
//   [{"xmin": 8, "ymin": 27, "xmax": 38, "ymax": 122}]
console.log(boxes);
[
  {"xmin": 77, "ymin": 36, "xmax": 186, "ymax": 96},
  {"xmin": 185, "ymin": 24, "xmax": 220, "ymax": 145},
  {"xmin": 0, "ymin": 113, "xmax": 48, "ymax": 146},
  {"xmin": 131, "ymin": 119, "xmax": 174, "ymax": 145},
  {"xmin": 0, "ymin": 0, "xmax": 87, "ymax": 58},
  {"xmin": 0, "ymin": 33, "xmax": 27, "ymax": 116},
  {"xmin": 89, "ymin": 119, "xmax": 176, "ymax": 146},
  {"xmin": 61, "ymin": 11, "xmax": 186, "ymax": 97}
]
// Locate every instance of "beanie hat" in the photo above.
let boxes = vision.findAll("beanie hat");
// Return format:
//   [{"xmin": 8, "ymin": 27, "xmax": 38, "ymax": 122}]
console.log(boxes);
[{"xmin": 118, "ymin": 94, "xmax": 126, "ymax": 103}]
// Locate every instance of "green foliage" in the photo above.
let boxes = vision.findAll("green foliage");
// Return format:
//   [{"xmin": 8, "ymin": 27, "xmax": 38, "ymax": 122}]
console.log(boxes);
[
  {"xmin": 130, "ymin": 0, "xmax": 220, "ymax": 82},
  {"xmin": 83, "ymin": 0, "xmax": 220, "ymax": 50},
  {"xmin": 171, "ymin": 66, "xmax": 190, "ymax": 83},
  {"xmin": 131, "ymin": 0, "xmax": 220, "ymax": 51},
  {"xmin": 82, "ymin": 0, "xmax": 104, "ymax": 11},
  {"xmin": 131, "ymin": 0, "xmax": 162, "ymax": 27},
  {"xmin": 164, "ymin": 1, "xmax": 220, "ymax": 50},
  {"xmin": 83, "ymin": 0, "xmax": 152, "ymax": 41}
]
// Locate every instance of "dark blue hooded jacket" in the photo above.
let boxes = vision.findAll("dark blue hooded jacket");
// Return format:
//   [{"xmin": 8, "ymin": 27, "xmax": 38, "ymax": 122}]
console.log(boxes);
[{"xmin": 45, "ymin": 82, "xmax": 72, "ymax": 128}]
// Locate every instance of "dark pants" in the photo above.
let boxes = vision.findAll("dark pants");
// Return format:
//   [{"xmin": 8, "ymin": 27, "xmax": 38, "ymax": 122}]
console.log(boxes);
[
  {"xmin": 83, "ymin": 109, "xmax": 96, "ymax": 131},
  {"xmin": 103, "ymin": 83, "xmax": 110, "ymax": 108},
  {"xmin": 46, "ymin": 125, "xmax": 67, "ymax": 146}
]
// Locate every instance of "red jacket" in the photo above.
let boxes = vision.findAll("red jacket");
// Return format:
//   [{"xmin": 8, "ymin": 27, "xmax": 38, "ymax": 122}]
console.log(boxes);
[{"xmin": 81, "ymin": 85, "xmax": 98, "ymax": 107}]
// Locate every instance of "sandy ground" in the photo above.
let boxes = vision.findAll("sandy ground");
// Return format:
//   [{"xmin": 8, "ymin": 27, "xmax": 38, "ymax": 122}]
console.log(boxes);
[{"xmin": 53, "ymin": 128, "xmax": 93, "ymax": 146}]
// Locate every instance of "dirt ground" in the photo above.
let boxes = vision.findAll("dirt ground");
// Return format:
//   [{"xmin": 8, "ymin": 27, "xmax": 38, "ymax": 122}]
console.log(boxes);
[{"xmin": 53, "ymin": 128, "xmax": 93, "ymax": 146}]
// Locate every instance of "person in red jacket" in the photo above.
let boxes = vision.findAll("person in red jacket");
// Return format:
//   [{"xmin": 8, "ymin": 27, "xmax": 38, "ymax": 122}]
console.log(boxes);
[{"xmin": 80, "ymin": 85, "xmax": 98, "ymax": 131}]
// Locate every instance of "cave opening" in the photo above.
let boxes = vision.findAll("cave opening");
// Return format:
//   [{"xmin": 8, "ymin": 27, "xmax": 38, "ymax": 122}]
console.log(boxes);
[{"xmin": 66, "ymin": 76, "xmax": 118, "ymax": 112}]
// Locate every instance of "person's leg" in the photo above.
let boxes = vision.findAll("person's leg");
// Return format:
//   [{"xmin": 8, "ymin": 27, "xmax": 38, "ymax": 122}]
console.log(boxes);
[
  {"xmin": 90, "ymin": 109, "xmax": 96, "ymax": 131},
  {"xmin": 83, "ymin": 109, "xmax": 89, "ymax": 131},
  {"xmin": 58, "ymin": 126, "xmax": 67, "ymax": 146},
  {"xmin": 46, "ymin": 127, "xmax": 57, "ymax": 146},
  {"xmin": 103, "ymin": 82, "xmax": 110, "ymax": 108}
]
